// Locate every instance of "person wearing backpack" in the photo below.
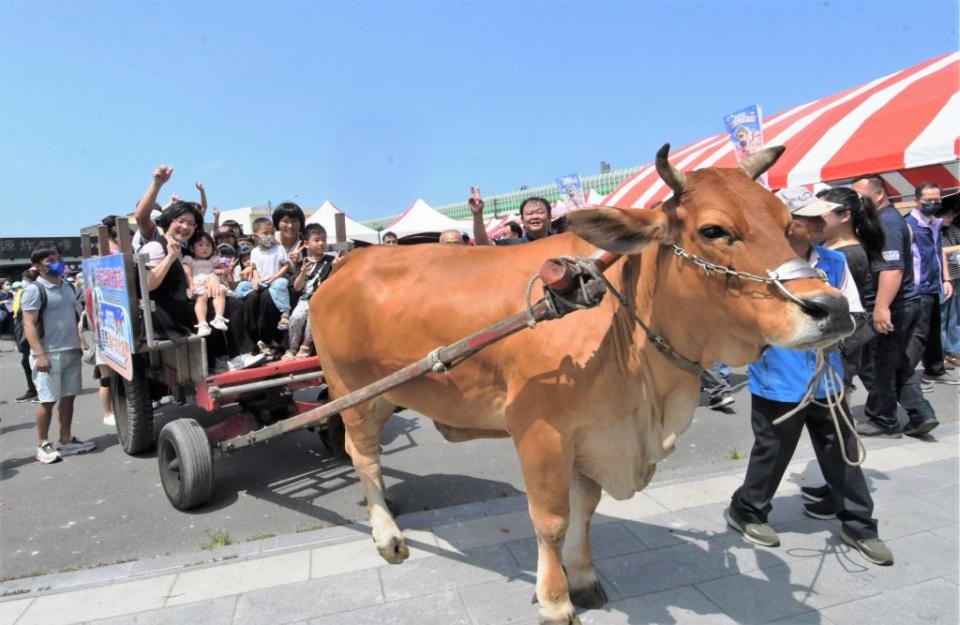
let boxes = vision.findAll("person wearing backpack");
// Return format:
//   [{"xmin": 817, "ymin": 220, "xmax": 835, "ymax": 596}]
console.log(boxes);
[
  {"xmin": 13, "ymin": 269, "xmax": 40, "ymax": 402},
  {"xmin": 20, "ymin": 245, "xmax": 95, "ymax": 464}
]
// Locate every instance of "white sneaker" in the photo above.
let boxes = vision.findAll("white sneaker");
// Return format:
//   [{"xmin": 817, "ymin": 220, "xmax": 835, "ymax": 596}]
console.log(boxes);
[
  {"xmin": 227, "ymin": 353, "xmax": 267, "ymax": 371},
  {"xmin": 210, "ymin": 316, "xmax": 229, "ymax": 331},
  {"xmin": 57, "ymin": 437, "xmax": 96, "ymax": 456},
  {"xmin": 103, "ymin": 413, "xmax": 116, "ymax": 427},
  {"xmin": 36, "ymin": 441, "xmax": 62, "ymax": 464},
  {"xmin": 196, "ymin": 323, "xmax": 212, "ymax": 337}
]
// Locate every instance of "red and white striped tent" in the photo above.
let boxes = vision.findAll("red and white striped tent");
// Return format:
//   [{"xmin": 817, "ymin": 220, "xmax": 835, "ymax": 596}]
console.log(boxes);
[{"xmin": 604, "ymin": 52, "xmax": 959, "ymax": 208}]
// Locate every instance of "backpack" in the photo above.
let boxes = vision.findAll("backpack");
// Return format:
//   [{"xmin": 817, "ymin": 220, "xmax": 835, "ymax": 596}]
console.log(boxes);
[{"xmin": 14, "ymin": 285, "xmax": 47, "ymax": 354}]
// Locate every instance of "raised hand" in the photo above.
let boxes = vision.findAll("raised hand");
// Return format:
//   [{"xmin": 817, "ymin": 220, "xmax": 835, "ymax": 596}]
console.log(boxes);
[
  {"xmin": 468, "ymin": 186, "xmax": 485, "ymax": 215},
  {"xmin": 169, "ymin": 193, "xmax": 180, "ymax": 205},
  {"xmin": 154, "ymin": 166, "xmax": 174, "ymax": 186},
  {"xmin": 195, "ymin": 181, "xmax": 205, "ymax": 193},
  {"xmin": 167, "ymin": 239, "xmax": 182, "ymax": 260},
  {"xmin": 288, "ymin": 241, "xmax": 305, "ymax": 266},
  {"xmin": 212, "ymin": 206, "xmax": 221, "ymax": 219}
]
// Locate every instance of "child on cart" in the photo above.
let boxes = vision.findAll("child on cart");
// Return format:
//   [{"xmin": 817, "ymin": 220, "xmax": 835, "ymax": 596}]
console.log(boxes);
[
  {"xmin": 283, "ymin": 224, "xmax": 336, "ymax": 360},
  {"xmin": 182, "ymin": 231, "xmax": 229, "ymax": 337},
  {"xmin": 234, "ymin": 218, "xmax": 291, "ymax": 331}
]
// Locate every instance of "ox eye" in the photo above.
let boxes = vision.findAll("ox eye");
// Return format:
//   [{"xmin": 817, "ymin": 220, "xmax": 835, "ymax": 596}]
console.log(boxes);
[{"xmin": 699, "ymin": 226, "xmax": 731, "ymax": 240}]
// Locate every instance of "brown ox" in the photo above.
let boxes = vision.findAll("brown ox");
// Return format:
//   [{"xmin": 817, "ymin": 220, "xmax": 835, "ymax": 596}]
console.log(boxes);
[{"xmin": 310, "ymin": 146, "xmax": 852, "ymax": 624}]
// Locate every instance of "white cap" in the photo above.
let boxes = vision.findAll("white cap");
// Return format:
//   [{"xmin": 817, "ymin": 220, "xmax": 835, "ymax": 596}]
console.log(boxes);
[
  {"xmin": 150, "ymin": 209, "xmax": 163, "ymax": 221},
  {"xmin": 777, "ymin": 187, "xmax": 842, "ymax": 217}
]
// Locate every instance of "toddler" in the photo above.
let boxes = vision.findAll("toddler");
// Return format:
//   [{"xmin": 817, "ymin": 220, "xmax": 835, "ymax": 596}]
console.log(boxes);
[{"xmin": 182, "ymin": 232, "xmax": 228, "ymax": 336}]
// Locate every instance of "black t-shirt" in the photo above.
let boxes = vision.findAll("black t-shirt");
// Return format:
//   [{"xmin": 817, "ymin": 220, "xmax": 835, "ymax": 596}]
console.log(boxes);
[
  {"xmin": 494, "ymin": 231, "xmax": 552, "ymax": 245},
  {"xmin": 873, "ymin": 204, "xmax": 918, "ymax": 305},
  {"xmin": 834, "ymin": 243, "xmax": 876, "ymax": 310}
]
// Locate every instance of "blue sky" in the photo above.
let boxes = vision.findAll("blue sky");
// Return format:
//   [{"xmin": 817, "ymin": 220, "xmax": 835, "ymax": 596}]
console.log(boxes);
[{"xmin": 1, "ymin": 0, "xmax": 957, "ymax": 237}]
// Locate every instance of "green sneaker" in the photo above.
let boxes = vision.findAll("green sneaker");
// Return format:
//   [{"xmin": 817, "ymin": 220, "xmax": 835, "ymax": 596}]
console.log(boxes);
[
  {"xmin": 725, "ymin": 506, "xmax": 780, "ymax": 547},
  {"xmin": 841, "ymin": 530, "xmax": 893, "ymax": 566}
]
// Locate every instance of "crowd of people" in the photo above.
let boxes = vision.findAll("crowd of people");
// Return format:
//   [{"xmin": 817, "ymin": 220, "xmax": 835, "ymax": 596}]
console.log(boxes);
[{"xmin": 5, "ymin": 165, "xmax": 958, "ymax": 575}]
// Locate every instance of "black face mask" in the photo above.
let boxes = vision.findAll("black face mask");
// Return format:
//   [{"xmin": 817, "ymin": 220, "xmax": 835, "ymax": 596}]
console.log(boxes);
[{"xmin": 919, "ymin": 201, "xmax": 941, "ymax": 216}]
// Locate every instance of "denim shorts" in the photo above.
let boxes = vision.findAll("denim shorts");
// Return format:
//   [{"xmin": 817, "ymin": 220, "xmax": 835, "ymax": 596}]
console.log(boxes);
[{"xmin": 30, "ymin": 349, "xmax": 83, "ymax": 403}]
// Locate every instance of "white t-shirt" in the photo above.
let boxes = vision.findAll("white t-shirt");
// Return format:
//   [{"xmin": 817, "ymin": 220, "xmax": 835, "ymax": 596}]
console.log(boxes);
[
  {"xmin": 250, "ymin": 244, "xmax": 288, "ymax": 281},
  {"xmin": 183, "ymin": 256, "xmax": 220, "ymax": 291}
]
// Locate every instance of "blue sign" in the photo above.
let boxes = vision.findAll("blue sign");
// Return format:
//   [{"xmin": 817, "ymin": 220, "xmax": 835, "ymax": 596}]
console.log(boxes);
[{"xmin": 81, "ymin": 255, "xmax": 136, "ymax": 380}]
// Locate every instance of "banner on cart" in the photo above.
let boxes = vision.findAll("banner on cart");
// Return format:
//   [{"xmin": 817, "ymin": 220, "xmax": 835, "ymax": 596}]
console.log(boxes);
[{"xmin": 82, "ymin": 255, "xmax": 135, "ymax": 380}]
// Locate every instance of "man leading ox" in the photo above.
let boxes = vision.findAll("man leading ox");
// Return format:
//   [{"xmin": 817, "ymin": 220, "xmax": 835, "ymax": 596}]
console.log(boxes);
[{"xmin": 311, "ymin": 145, "xmax": 853, "ymax": 625}]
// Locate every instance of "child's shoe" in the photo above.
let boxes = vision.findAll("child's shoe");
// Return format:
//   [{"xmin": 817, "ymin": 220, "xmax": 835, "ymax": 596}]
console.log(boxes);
[{"xmin": 210, "ymin": 316, "xmax": 229, "ymax": 331}]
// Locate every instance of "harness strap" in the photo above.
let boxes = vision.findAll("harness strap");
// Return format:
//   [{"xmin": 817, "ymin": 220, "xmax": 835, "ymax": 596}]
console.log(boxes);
[{"xmin": 593, "ymin": 270, "xmax": 705, "ymax": 376}]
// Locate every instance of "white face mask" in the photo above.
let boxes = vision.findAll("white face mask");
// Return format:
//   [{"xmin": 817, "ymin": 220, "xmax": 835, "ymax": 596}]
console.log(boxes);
[{"xmin": 258, "ymin": 235, "xmax": 276, "ymax": 249}]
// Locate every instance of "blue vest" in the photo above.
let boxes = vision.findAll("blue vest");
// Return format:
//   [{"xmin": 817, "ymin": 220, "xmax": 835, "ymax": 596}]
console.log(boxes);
[
  {"xmin": 748, "ymin": 246, "xmax": 847, "ymax": 402},
  {"xmin": 905, "ymin": 213, "xmax": 942, "ymax": 295}
]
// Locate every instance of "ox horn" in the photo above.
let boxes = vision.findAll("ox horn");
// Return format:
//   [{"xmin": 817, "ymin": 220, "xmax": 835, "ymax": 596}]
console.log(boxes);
[
  {"xmin": 655, "ymin": 143, "xmax": 685, "ymax": 197},
  {"xmin": 738, "ymin": 146, "xmax": 786, "ymax": 180}
]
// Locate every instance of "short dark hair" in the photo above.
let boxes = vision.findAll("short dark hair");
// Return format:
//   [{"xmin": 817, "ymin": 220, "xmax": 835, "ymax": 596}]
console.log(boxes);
[
  {"xmin": 915, "ymin": 182, "xmax": 942, "ymax": 199},
  {"xmin": 304, "ymin": 223, "xmax": 327, "ymax": 239},
  {"xmin": 852, "ymin": 174, "xmax": 887, "ymax": 197},
  {"xmin": 158, "ymin": 201, "xmax": 204, "ymax": 233},
  {"xmin": 507, "ymin": 222, "xmax": 523, "ymax": 237},
  {"xmin": 31, "ymin": 245, "xmax": 61, "ymax": 265},
  {"xmin": 252, "ymin": 216, "xmax": 273, "ymax": 232},
  {"xmin": 101, "ymin": 214, "xmax": 132, "ymax": 241},
  {"xmin": 520, "ymin": 197, "xmax": 552, "ymax": 220},
  {"xmin": 382, "ymin": 231, "xmax": 398, "ymax": 240},
  {"xmin": 22, "ymin": 268, "xmax": 39, "ymax": 281},
  {"xmin": 188, "ymin": 230, "xmax": 215, "ymax": 251},
  {"xmin": 272, "ymin": 202, "xmax": 305, "ymax": 231}
]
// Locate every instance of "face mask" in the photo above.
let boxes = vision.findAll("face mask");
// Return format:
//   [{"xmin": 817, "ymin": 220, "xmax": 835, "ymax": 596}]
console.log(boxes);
[
  {"xmin": 919, "ymin": 201, "xmax": 941, "ymax": 216},
  {"xmin": 45, "ymin": 260, "xmax": 66, "ymax": 277},
  {"xmin": 258, "ymin": 235, "xmax": 276, "ymax": 249}
]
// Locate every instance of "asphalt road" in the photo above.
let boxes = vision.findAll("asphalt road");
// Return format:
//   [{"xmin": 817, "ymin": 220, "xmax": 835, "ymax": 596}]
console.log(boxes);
[{"xmin": 1, "ymin": 342, "xmax": 956, "ymax": 580}]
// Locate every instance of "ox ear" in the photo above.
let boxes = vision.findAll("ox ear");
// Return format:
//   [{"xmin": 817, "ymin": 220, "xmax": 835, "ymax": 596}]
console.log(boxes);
[{"xmin": 566, "ymin": 206, "xmax": 668, "ymax": 254}]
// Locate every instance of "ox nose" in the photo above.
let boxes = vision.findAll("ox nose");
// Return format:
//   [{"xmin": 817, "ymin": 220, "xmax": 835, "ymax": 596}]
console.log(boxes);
[
  {"xmin": 799, "ymin": 292, "xmax": 854, "ymax": 338},
  {"xmin": 798, "ymin": 292, "xmax": 849, "ymax": 320}
]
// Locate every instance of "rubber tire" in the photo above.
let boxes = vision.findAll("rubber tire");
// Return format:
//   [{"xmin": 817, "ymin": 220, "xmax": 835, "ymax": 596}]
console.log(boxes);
[
  {"xmin": 319, "ymin": 414, "xmax": 349, "ymax": 460},
  {"xmin": 158, "ymin": 418, "xmax": 214, "ymax": 511},
  {"xmin": 111, "ymin": 355, "xmax": 154, "ymax": 455}
]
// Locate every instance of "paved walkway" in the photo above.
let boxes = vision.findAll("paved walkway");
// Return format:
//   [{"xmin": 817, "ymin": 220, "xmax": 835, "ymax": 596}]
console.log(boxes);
[{"xmin": 1, "ymin": 426, "xmax": 957, "ymax": 625}]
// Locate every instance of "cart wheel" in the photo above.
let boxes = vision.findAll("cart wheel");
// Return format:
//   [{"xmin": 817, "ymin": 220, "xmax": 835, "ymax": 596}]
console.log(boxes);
[
  {"xmin": 111, "ymin": 354, "xmax": 154, "ymax": 455},
  {"xmin": 319, "ymin": 414, "xmax": 349, "ymax": 460},
  {"xmin": 158, "ymin": 418, "xmax": 214, "ymax": 511}
]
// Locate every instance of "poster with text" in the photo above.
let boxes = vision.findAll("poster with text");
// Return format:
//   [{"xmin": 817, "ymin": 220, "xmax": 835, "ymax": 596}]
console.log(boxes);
[
  {"xmin": 723, "ymin": 105, "xmax": 765, "ymax": 161},
  {"xmin": 82, "ymin": 255, "xmax": 135, "ymax": 380},
  {"xmin": 555, "ymin": 173, "xmax": 584, "ymax": 215}
]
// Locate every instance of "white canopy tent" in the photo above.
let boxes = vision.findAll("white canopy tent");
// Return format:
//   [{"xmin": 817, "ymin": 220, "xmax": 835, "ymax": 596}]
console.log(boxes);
[
  {"xmin": 387, "ymin": 198, "xmax": 465, "ymax": 238},
  {"xmin": 304, "ymin": 200, "xmax": 381, "ymax": 244}
]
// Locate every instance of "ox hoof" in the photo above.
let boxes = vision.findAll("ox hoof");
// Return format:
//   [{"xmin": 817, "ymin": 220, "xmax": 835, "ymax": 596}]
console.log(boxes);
[
  {"xmin": 570, "ymin": 579, "xmax": 608, "ymax": 609},
  {"xmin": 376, "ymin": 534, "xmax": 409, "ymax": 564}
]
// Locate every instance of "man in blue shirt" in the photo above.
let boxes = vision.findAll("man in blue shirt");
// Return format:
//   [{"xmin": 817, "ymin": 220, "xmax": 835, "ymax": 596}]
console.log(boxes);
[
  {"xmin": 852, "ymin": 175, "xmax": 936, "ymax": 437},
  {"xmin": 906, "ymin": 182, "xmax": 958, "ymax": 389},
  {"xmin": 726, "ymin": 187, "xmax": 892, "ymax": 567}
]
